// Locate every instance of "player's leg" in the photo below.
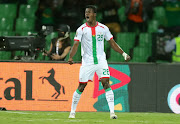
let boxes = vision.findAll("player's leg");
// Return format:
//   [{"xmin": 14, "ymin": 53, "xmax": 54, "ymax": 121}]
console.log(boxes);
[
  {"xmin": 69, "ymin": 83, "xmax": 87, "ymax": 118},
  {"xmin": 69, "ymin": 65, "xmax": 94, "ymax": 118},
  {"xmin": 101, "ymin": 78, "xmax": 117, "ymax": 119},
  {"xmin": 71, "ymin": 83, "xmax": 87, "ymax": 112},
  {"xmin": 96, "ymin": 61, "xmax": 117, "ymax": 119}
]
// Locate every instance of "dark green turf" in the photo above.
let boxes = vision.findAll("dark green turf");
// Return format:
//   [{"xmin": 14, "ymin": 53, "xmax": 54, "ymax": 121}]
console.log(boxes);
[{"xmin": 0, "ymin": 111, "xmax": 180, "ymax": 124}]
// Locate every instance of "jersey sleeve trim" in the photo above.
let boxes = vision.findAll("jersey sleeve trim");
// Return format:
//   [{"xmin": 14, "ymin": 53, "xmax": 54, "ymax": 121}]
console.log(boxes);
[
  {"xmin": 74, "ymin": 39, "xmax": 80, "ymax": 41},
  {"xmin": 110, "ymin": 37, "xmax": 113, "ymax": 40}
]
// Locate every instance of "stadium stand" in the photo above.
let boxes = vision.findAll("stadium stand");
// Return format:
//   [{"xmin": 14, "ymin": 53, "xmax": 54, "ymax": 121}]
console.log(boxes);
[
  {"xmin": 0, "ymin": 31, "xmax": 15, "ymax": 36},
  {"xmin": 108, "ymin": 48, "xmax": 125, "ymax": 62},
  {"xmin": 15, "ymin": 18, "xmax": 35, "ymax": 32},
  {"xmin": 0, "ymin": 18, "xmax": 14, "ymax": 31},
  {"xmin": 0, "ymin": 51, "xmax": 11, "ymax": 60},
  {"xmin": 0, "ymin": 4, "xmax": 17, "ymax": 18},
  {"xmin": 153, "ymin": 6, "xmax": 167, "ymax": 26},
  {"xmin": 147, "ymin": 19, "xmax": 159, "ymax": 33},
  {"xmin": 117, "ymin": 6, "xmax": 126, "ymax": 23},
  {"xmin": 0, "ymin": 1, "xmax": 178, "ymax": 63},
  {"xmin": 116, "ymin": 32, "xmax": 136, "ymax": 54},
  {"xmin": 131, "ymin": 46, "xmax": 150, "ymax": 62},
  {"xmin": 108, "ymin": 32, "xmax": 136, "ymax": 62},
  {"xmin": 15, "ymin": 31, "xmax": 36, "ymax": 36},
  {"xmin": 138, "ymin": 33, "xmax": 152, "ymax": 47},
  {"xmin": 27, "ymin": 0, "xmax": 39, "ymax": 6},
  {"xmin": 18, "ymin": 4, "xmax": 38, "ymax": 18}
]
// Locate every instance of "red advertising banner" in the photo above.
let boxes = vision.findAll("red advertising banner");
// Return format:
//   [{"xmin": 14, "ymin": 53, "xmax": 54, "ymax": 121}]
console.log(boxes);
[{"xmin": 0, "ymin": 62, "xmax": 97, "ymax": 111}]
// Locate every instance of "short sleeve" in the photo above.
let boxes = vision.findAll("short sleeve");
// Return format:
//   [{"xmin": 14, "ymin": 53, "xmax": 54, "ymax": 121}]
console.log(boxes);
[
  {"xmin": 104, "ymin": 26, "xmax": 113, "ymax": 41},
  {"xmin": 74, "ymin": 27, "xmax": 83, "ymax": 42}
]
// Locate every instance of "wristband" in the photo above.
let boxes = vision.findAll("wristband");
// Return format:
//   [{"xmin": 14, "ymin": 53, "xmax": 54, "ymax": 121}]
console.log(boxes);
[{"xmin": 122, "ymin": 52, "xmax": 127, "ymax": 60}]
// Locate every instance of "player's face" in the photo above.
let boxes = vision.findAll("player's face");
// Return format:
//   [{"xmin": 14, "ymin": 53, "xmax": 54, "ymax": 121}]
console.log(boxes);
[{"xmin": 85, "ymin": 8, "xmax": 96, "ymax": 23}]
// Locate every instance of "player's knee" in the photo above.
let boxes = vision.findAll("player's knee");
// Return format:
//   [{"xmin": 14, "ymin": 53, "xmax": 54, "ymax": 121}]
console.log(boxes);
[
  {"xmin": 101, "ymin": 78, "xmax": 110, "ymax": 90},
  {"xmin": 78, "ymin": 83, "xmax": 87, "ymax": 92}
]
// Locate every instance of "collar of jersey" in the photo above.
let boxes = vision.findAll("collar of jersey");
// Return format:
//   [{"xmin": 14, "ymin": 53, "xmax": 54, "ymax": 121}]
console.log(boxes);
[{"xmin": 86, "ymin": 22, "xmax": 98, "ymax": 28}]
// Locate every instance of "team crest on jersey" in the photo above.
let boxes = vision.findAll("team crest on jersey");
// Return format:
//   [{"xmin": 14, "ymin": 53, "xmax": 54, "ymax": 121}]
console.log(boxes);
[{"xmin": 97, "ymin": 32, "xmax": 103, "ymax": 41}]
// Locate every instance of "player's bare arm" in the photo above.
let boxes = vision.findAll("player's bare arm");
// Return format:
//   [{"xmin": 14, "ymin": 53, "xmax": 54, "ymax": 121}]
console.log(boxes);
[
  {"xmin": 68, "ymin": 41, "xmax": 79, "ymax": 64},
  {"xmin": 108, "ymin": 38, "xmax": 131, "ymax": 62}
]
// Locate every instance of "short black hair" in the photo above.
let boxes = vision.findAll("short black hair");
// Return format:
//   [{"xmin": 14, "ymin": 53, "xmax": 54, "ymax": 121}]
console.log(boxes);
[{"xmin": 85, "ymin": 5, "xmax": 97, "ymax": 13}]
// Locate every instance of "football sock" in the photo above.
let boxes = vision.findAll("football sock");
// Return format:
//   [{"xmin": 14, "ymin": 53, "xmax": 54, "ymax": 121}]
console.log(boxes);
[
  {"xmin": 105, "ymin": 88, "xmax": 114, "ymax": 113},
  {"xmin": 70, "ymin": 89, "xmax": 82, "ymax": 113}
]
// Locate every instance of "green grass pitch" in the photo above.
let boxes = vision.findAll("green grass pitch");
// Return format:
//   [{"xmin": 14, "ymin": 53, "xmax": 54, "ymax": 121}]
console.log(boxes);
[{"xmin": 0, "ymin": 111, "xmax": 180, "ymax": 124}]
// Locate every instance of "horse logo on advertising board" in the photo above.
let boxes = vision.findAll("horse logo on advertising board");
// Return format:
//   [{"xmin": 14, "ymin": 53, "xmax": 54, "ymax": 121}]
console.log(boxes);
[{"xmin": 39, "ymin": 68, "xmax": 65, "ymax": 99}]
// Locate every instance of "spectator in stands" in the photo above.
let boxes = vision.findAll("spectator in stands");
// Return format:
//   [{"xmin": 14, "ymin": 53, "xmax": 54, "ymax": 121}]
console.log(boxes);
[
  {"xmin": 126, "ymin": 0, "xmax": 147, "ymax": 32},
  {"xmin": 36, "ymin": 0, "xmax": 56, "ymax": 30},
  {"xmin": 43, "ymin": 24, "xmax": 71, "ymax": 61},
  {"xmin": 55, "ymin": 0, "xmax": 83, "ymax": 31},
  {"xmin": 158, "ymin": 25, "xmax": 165, "ymax": 33},
  {"xmin": 40, "ymin": 1, "xmax": 55, "ymax": 26},
  {"xmin": 164, "ymin": 33, "xmax": 180, "ymax": 62},
  {"xmin": 98, "ymin": 0, "xmax": 121, "ymax": 34}
]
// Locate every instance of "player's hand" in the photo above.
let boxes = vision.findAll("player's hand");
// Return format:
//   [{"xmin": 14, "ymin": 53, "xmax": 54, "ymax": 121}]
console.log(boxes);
[
  {"xmin": 68, "ymin": 58, "xmax": 74, "ymax": 65},
  {"xmin": 122, "ymin": 52, "xmax": 131, "ymax": 62},
  {"xmin": 125, "ymin": 55, "xmax": 131, "ymax": 62}
]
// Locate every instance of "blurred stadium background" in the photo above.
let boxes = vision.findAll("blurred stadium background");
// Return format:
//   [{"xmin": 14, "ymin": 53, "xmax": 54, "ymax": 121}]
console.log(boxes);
[{"xmin": 0, "ymin": 0, "xmax": 179, "ymax": 62}]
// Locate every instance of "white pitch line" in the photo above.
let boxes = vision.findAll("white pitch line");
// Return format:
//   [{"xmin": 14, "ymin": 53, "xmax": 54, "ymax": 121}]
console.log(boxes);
[
  {"xmin": 4, "ymin": 111, "xmax": 35, "ymax": 115},
  {"xmin": 14, "ymin": 118, "xmax": 65, "ymax": 122},
  {"xmin": 4, "ymin": 111, "xmax": 53, "ymax": 115}
]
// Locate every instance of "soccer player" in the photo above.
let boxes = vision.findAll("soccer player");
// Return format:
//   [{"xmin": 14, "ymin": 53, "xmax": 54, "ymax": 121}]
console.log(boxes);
[{"xmin": 68, "ymin": 5, "xmax": 131, "ymax": 119}]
